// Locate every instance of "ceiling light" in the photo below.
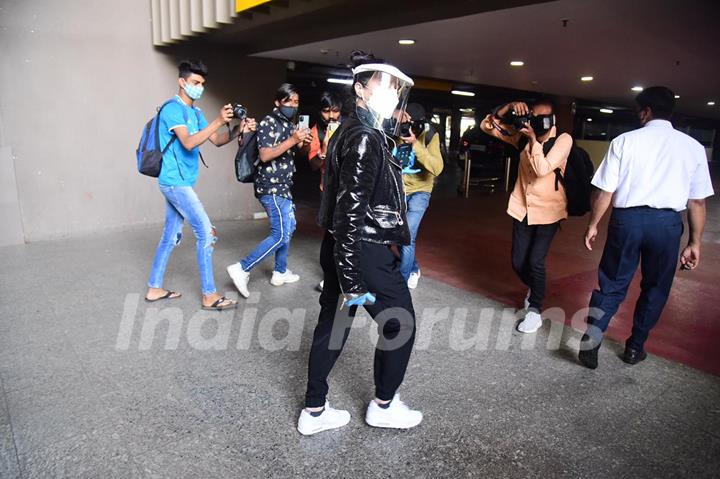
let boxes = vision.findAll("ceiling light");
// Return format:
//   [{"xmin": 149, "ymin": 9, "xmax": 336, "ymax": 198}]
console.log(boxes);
[
  {"xmin": 708, "ymin": 101, "xmax": 716, "ymax": 106},
  {"xmin": 581, "ymin": 76, "xmax": 594, "ymax": 82},
  {"xmin": 451, "ymin": 90, "xmax": 475, "ymax": 97},
  {"xmin": 674, "ymin": 95, "xmax": 680, "ymax": 99},
  {"xmin": 398, "ymin": 39, "xmax": 416, "ymax": 45},
  {"xmin": 601, "ymin": 132, "xmax": 607, "ymax": 136},
  {"xmin": 327, "ymin": 78, "xmax": 353, "ymax": 85},
  {"xmin": 510, "ymin": 61, "xmax": 524, "ymax": 67},
  {"xmin": 586, "ymin": 118, "xmax": 593, "ymax": 122},
  {"xmin": 600, "ymin": 108, "xmax": 613, "ymax": 114},
  {"xmin": 631, "ymin": 86, "xmax": 644, "ymax": 92}
]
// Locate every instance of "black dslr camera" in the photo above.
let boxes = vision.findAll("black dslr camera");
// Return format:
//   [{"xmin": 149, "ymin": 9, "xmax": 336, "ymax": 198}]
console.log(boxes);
[
  {"xmin": 399, "ymin": 120, "xmax": 426, "ymax": 137},
  {"xmin": 500, "ymin": 111, "xmax": 532, "ymax": 130},
  {"xmin": 231, "ymin": 103, "xmax": 247, "ymax": 120}
]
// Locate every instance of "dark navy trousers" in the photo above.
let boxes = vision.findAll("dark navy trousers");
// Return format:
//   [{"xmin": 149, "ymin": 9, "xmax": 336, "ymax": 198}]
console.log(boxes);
[{"xmin": 587, "ymin": 207, "xmax": 683, "ymax": 351}]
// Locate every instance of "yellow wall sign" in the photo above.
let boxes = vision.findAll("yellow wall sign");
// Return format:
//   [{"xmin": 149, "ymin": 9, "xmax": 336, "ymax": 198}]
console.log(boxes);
[{"xmin": 236, "ymin": 0, "xmax": 271, "ymax": 13}]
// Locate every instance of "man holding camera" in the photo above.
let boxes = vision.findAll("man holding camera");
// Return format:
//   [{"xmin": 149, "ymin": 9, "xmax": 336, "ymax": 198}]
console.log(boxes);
[
  {"xmin": 398, "ymin": 103, "xmax": 444, "ymax": 289},
  {"xmin": 480, "ymin": 98, "xmax": 571, "ymax": 333},
  {"xmin": 146, "ymin": 59, "xmax": 256, "ymax": 311},
  {"xmin": 227, "ymin": 83, "xmax": 313, "ymax": 298}
]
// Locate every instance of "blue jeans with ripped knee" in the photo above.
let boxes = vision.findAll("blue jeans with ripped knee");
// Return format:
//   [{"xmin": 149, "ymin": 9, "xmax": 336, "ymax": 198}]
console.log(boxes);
[
  {"xmin": 240, "ymin": 195, "xmax": 296, "ymax": 273},
  {"xmin": 148, "ymin": 185, "xmax": 217, "ymax": 295},
  {"xmin": 400, "ymin": 192, "xmax": 431, "ymax": 280}
]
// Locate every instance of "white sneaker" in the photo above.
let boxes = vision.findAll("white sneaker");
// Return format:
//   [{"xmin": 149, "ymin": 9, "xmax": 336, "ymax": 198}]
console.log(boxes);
[
  {"xmin": 317, "ymin": 280, "xmax": 324, "ymax": 292},
  {"xmin": 365, "ymin": 395, "xmax": 423, "ymax": 429},
  {"xmin": 271, "ymin": 269, "xmax": 300, "ymax": 286},
  {"xmin": 297, "ymin": 402, "xmax": 351, "ymax": 436},
  {"xmin": 517, "ymin": 310, "xmax": 543, "ymax": 333},
  {"xmin": 226, "ymin": 263, "xmax": 250, "ymax": 298},
  {"xmin": 523, "ymin": 289, "xmax": 531, "ymax": 310},
  {"xmin": 407, "ymin": 271, "xmax": 421, "ymax": 289}
]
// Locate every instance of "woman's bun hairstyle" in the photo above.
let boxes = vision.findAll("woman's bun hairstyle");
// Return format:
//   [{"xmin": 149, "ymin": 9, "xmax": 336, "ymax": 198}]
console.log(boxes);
[
  {"xmin": 351, "ymin": 50, "xmax": 385, "ymax": 91},
  {"xmin": 350, "ymin": 50, "xmax": 383, "ymax": 68}
]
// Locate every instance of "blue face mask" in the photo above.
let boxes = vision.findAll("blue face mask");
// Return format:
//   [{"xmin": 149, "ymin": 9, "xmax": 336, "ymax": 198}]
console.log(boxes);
[
  {"xmin": 279, "ymin": 106, "xmax": 297, "ymax": 120},
  {"xmin": 183, "ymin": 81, "xmax": 204, "ymax": 100}
]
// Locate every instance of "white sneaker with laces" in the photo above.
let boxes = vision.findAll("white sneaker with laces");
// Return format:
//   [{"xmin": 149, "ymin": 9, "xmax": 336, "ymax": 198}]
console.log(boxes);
[
  {"xmin": 226, "ymin": 263, "xmax": 250, "ymax": 298},
  {"xmin": 271, "ymin": 269, "xmax": 300, "ymax": 286},
  {"xmin": 297, "ymin": 402, "xmax": 351, "ymax": 436},
  {"xmin": 523, "ymin": 289, "xmax": 531, "ymax": 310},
  {"xmin": 365, "ymin": 394, "xmax": 423, "ymax": 429},
  {"xmin": 407, "ymin": 271, "xmax": 421, "ymax": 289},
  {"xmin": 517, "ymin": 310, "xmax": 543, "ymax": 333}
]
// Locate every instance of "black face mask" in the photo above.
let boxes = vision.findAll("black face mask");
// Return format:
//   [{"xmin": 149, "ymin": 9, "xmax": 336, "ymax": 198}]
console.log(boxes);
[
  {"xmin": 279, "ymin": 106, "xmax": 297, "ymax": 120},
  {"xmin": 530, "ymin": 114, "xmax": 555, "ymax": 135}
]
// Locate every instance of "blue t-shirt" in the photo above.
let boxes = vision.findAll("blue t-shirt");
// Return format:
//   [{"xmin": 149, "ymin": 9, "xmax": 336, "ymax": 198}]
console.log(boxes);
[{"xmin": 158, "ymin": 95, "xmax": 209, "ymax": 186}]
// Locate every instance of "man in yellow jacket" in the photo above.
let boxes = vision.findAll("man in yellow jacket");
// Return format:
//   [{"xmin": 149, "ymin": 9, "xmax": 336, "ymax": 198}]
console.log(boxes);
[{"xmin": 400, "ymin": 103, "xmax": 444, "ymax": 289}]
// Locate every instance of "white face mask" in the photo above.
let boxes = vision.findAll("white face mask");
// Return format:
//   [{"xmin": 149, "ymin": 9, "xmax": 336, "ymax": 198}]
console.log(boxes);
[{"xmin": 366, "ymin": 87, "xmax": 399, "ymax": 120}]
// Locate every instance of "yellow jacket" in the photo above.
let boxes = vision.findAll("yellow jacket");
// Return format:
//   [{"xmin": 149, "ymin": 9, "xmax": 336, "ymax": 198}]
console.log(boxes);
[{"xmin": 403, "ymin": 130, "xmax": 444, "ymax": 195}]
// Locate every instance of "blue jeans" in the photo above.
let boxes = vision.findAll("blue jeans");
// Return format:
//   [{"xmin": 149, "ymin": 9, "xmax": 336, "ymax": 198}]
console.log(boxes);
[
  {"xmin": 400, "ymin": 192, "xmax": 431, "ymax": 280},
  {"xmin": 587, "ymin": 207, "xmax": 683, "ymax": 351},
  {"xmin": 240, "ymin": 195, "xmax": 296, "ymax": 273},
  {"xmin": 148, "ymin": 185, "xmax": 217, "ymax": 295}
]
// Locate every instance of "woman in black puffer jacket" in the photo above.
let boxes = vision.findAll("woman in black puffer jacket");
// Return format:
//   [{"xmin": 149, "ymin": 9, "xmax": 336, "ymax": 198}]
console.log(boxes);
[{"xmin": 297, "ymin": 51, "xmax": 424, "ymax": 436}]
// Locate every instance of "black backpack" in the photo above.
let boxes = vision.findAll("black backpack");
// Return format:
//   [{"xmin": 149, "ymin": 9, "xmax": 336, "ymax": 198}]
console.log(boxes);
[
  {"xmin": 543, "ymin": 138, "xmax": 594, "ymax": 216},
  {"xmin": 424, "ymin": 123, "xmax": 448, "ymax": 162},
  {"xmin": 234, "ymin": 112, "xmax": 289, "ymax": 183},
  {"xmin": 234, "ymin": 131, "xmax": 259, "ymax": 183}
]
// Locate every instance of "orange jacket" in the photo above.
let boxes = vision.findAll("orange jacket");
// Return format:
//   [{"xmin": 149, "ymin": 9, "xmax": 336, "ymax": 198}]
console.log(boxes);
[{"xmin": 481, "ymin": 114, "xmax": 570, "ymax": 225}]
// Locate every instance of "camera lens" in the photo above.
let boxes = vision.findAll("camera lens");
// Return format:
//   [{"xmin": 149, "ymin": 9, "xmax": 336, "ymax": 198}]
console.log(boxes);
[{"xmin": 232, "ymin": 104, "xmax": 247, "ymax": 120}]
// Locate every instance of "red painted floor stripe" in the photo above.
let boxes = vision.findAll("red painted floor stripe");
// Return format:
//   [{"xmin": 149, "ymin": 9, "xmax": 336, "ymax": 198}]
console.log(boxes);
[{"xmin": 296, "ymin": 185, "xmax": 720, "ymax": 377}]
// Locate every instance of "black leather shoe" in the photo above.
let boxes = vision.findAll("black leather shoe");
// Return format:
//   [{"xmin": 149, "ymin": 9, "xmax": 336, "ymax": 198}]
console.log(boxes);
[
  {"xmin": 622, "ymin": 347, "xmax": 647, "ymax": 365},
  {"xmin": 578, "ymin": 335, "xmax": 601, "ymax": 369}
]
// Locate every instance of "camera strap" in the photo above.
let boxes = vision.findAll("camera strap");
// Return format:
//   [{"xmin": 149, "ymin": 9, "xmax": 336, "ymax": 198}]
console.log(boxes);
[{"xmin": 491, "ymin": 119, "xmax": 513, "ymax": 137}]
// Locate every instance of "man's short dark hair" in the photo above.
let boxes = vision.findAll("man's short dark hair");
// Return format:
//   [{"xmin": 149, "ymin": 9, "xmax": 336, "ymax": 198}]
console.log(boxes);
[
  {"xmin": 635, "ymin": 86, "xmax": 675, "ymax": 119},
  {"xmin": 276, "ymin": 83, "xmax": 299, "ymax": 103},
  {"xmin": 319, "ymin": 91, "xmax": 342, "ymax": 110},
  {"xmin": 178, "ymin": 59, "xmax": 208, "ymax": 79},
  {"xmin": 531, "ymin": 97, "xmax": 555, "ymax": 112}
]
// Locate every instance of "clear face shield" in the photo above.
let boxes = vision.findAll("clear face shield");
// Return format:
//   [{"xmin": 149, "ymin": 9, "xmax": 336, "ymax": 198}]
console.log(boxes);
[{"xmin": 353, "ymin": 64, "xmax": 414, "ymax": 137}]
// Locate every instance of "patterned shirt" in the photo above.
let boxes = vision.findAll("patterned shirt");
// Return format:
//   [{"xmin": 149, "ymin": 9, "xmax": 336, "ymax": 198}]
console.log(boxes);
[{"xmin": 255, "ymin": 108, "xmax": 296, "ymax": 199}]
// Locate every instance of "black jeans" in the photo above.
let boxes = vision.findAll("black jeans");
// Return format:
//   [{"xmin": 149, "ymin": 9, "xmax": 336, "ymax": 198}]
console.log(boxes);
[
  {"xmin": 304, "ymin": 232, "xmax": 416, "ymax": 408},
  {"xmin": 511, "ymin": 216, "xmax": 560, "ymax": 311}
]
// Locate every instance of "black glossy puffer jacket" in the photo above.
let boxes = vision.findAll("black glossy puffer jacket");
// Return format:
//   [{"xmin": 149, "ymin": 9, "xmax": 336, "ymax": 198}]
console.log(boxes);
[{"xmin": 317, "ymin": 107, "xmax": 410, "ymax": 296}]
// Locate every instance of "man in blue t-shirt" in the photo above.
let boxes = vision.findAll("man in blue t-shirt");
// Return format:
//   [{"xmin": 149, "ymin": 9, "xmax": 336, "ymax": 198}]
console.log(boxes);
[{"xmin": 146, "ymin": 59, "xmax": 256, "ymax": 311}]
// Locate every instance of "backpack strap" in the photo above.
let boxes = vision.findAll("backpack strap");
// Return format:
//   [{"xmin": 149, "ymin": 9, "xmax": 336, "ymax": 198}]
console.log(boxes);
[
  {"xmin": 541, "ymin": 137, "xmax": 564, "ymax": 191},
  {"xmin": 157, "ymin": 100, "xmax": 178, "ymax": 154},
  {"xmin": 554, "ymin": 168, "xmax": 565, "ymax": 191},
  {"xmin": 423, "ymin": 124, "xmax": 437, "ymax": 147},
  {"xmin": 187, "ymin": 106, "xmax": 209, "ymax": 169}
]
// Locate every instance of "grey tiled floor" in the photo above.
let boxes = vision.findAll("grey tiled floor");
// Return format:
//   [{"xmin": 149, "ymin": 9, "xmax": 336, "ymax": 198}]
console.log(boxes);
[{"xmin": 0, "ymin": 219, "xmax": 719, "ymax": 478}]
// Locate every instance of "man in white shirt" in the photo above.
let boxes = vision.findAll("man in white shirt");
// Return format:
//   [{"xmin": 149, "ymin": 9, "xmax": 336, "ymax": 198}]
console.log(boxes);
[{"xmin": 579, "ymin": 86, "xmax": 714, "ymax": 369}]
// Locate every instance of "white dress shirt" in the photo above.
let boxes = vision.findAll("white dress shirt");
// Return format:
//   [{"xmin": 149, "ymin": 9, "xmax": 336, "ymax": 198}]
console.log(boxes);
[{"xmin": 592, "ymin": 120, "xmax": 714, "ymax": 211}]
